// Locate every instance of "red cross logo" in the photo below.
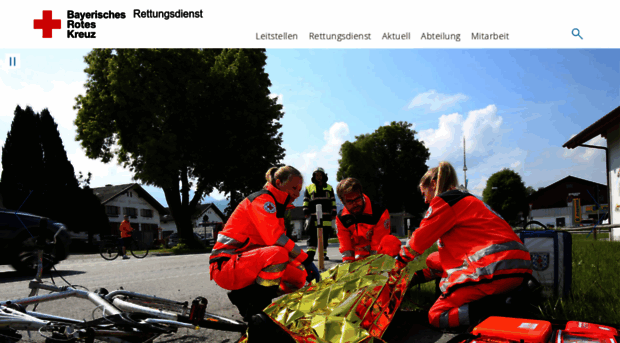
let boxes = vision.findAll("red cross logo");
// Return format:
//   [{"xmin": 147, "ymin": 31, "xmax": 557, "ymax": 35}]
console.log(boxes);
[{"xmin": 34, "ymin": 11, "xmax": 61, "ymax": 38}]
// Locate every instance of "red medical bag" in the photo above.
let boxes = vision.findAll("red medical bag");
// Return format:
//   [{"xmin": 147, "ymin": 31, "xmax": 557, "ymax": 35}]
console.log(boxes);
[
  {"xmin": 554, "ymin": 321, "xmax": 618, "ymax": 343},
  {"xmin": 471, "ymin": 317, "xmax": 553, "ymax": 343}
]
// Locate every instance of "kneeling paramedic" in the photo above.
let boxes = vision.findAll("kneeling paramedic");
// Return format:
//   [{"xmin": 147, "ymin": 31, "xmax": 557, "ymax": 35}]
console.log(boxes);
[
  {"xmin": 396, "ymin": 161, "xmax": 532, "ymax": 329},
  {"xmin": 209, "ymin": 166, "xmax": 321, "ymax": 322},
  {"xmin": 335, "ymin": 178, "xmax": 391, "ymax": 262}
]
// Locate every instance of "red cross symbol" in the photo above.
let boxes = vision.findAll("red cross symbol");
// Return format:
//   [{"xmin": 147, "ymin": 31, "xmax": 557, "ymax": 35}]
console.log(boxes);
[{"xmin": 34, "ymin": 11, "xmax": 61, "ymax": 38}]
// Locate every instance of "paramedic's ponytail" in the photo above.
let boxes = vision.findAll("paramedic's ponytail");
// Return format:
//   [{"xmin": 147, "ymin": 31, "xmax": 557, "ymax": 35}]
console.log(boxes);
[
  {"xmin": 434, "ymin": 161, "xmax": 459, "ymax": 196},
  {"xmin": 265, "ymin": 166, "xmax": 303, "ymax": 189}
]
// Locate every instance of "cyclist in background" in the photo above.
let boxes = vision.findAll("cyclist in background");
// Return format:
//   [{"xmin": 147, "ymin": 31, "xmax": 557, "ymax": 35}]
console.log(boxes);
[{"xmin": 119, "ymin": 215, "xmax": 133, "ymax": 260}]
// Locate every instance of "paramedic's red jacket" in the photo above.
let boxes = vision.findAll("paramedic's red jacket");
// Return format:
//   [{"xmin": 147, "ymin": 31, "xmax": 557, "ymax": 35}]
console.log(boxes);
[
  {"xmin": 209, "ymin": 183, "xmax": 308, "ymax": 268},
  {"xmin": 400, "ymin": 189, "xmax": 531, "ymax": 294},
  {"xmin": 336, "ymin": 194, "xmax": 391, "ymax": 262}
]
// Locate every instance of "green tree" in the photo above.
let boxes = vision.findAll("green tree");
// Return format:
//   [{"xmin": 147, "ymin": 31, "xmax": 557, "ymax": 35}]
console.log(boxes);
[
  {"xmin": 1, "ymin": 106, "xmax": 45, "ymax": 213},
  {"xmin": 337, "ymin": 121, "xmax": 430, "ymax": 217},
  {"xmin": 1, "ymin": 106, "xmax": 109, "ymax": 240},
  {"xmin": 525, "ymin": 186, "xmax": 536, "ymax": 198},
  {"xmin": 74, "ymin": 49, "xmax": 284, "ymax": 243},
  {"xmin": 40, "ymin": 109, "xmax": 109, "ymax": 240},
  {"xmin": 482, "ymin": 169, "xmax": 528, "ymax": 225}
]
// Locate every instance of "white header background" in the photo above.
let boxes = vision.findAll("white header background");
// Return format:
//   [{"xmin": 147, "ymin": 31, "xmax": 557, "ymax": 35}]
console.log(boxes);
[{"xmin": 1, "ymin": 0, "xmax": 619, "ymax": 48}]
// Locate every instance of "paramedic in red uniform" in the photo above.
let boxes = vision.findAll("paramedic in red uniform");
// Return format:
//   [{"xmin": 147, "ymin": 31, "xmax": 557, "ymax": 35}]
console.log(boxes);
[
  {"xmin": 397, "ymin": 161, "xmax": 532, "ymax": 329},
  {"xmin": 209, "ymin": 165, "xmax": 321, "ymax": 322},
  {"xmin": 335, "ymin": 178, "xmax": 391, "ymax": 262}
]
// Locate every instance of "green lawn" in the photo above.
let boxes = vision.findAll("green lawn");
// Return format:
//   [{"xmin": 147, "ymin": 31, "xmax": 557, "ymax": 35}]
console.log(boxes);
[{"xmin": 398, "ymin": 233, "xmax": 620, "ymax": 325}]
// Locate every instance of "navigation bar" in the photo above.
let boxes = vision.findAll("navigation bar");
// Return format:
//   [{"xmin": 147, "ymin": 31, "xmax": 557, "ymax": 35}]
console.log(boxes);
[{"xmin": 2, "ymin": 0, "xmax": 619, "ymax": 48}]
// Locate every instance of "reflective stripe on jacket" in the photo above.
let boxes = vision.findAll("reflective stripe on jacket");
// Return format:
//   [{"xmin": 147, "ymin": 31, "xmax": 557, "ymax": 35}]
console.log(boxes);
[
  {"xmin": 302, "ymin": 183, "xmax": 337, "ymax": 223},
  {"xmin": 209, "ymin": 183, "xmax": 308, "ymax": 268},
  {"xmin": 399, "ymin": 189, "xmax": 532, "ymax": 293},
  {"xmin": 336, "ymin": 194, "xmax": 390, "ymax": 262}
]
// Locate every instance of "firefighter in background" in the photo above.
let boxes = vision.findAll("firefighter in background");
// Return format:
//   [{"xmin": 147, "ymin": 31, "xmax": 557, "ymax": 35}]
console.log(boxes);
[
  {"xmin": 209, "ymin": 165, "xmax": 321, "ymax": 323},
  {"xmin": 303, "ymin": 167, "xmax": 337, "ymax": 261},
  {"xmin": 335, "ymin": 178, "xmax": 391, "ymax": 262},
  {"xmin": 396, "ymin": 161, "xmax": 532, "ymax": 329}
]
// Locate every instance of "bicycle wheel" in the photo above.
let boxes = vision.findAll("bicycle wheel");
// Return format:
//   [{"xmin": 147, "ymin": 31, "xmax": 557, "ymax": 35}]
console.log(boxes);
[
  {"xmin": 100, "ymin": 240, "xmax": 120, "ymax": 261},
  {"xmin": 130, "ymin": 240, "xmax": 149, "ymax": 259}
]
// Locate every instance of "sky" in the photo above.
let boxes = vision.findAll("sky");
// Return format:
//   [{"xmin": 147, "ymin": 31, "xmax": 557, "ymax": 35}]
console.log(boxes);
[{"xmin": 0, "ymin": 49, "xmax": 618, "ymax": 209}]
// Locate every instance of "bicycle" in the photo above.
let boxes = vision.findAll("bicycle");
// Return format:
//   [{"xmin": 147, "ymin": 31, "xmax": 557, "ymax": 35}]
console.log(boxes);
[
  {"xmin": 1, "ymin": 219, "xmax": 247, "ymax": 343},
  {"xmin": 99, "ymin": 235, "xmax": 149, "ymax": 260}
]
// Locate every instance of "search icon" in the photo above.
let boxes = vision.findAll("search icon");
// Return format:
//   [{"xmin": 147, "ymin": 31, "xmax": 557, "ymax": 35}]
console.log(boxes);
[{"xmin": 572, "ymin": 28, "xmax": 583, "ymax": 40}]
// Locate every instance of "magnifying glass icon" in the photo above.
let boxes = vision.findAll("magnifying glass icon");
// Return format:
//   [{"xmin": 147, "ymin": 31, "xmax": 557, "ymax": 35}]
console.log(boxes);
[{"xmin": 572, "ymin": 28, "xmax": 583, "ymax": 40}]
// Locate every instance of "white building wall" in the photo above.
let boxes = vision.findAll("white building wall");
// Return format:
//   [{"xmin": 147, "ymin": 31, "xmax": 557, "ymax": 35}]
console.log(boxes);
[
  {"xmin": 106, "ymin": 190, "xmax": 161, "ymax": 229},
  {"xmin": 160, "ymin": 221, "xmax": 177, "ymax": 233},
  {"xmin": 292, "ymin": 219, "xmax": 303, "ymax": 240},
  {"xmin": 530, "ymin": 205, "xmax": 606, "ymax": 228},
  {"xmin": 608, "ymin": 124, "xmax": 620, "ymax": 241},
  {"xmin": 193, "ymin": 208, "xmax": 224, "ymax": 227},
  {"xmin": 536, "ymin": 216, "xmax": 571, "ymax": 228}
]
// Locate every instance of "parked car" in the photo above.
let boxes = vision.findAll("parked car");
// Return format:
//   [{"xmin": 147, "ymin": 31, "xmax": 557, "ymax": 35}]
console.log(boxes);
[
  {"xmin": 166, "ymin": 232, "xmax": 204, "ymax": 248},
  {"xmin": 196, "ymin": 222, "xmax": 224, "ymax": 247},
  {"xmin": 0, "ymin": 209, "xmax": 71, "ymax": 273}
]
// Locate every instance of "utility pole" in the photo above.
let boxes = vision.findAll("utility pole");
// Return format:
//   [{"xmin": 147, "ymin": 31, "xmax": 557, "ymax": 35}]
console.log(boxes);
[{"xmin": 463, "ymin": 137, "xmax": 468, "ymax": 189}]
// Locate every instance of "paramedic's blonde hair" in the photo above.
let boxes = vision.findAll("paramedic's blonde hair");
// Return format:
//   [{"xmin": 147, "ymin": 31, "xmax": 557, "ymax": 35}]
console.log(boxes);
[
  {"xmin": 265, "ymin": 166, "xmax": 303, "ymax": 189},
  {"xmin": 419, "ymin": 161, "xmax": 459, "ymax": 197}
]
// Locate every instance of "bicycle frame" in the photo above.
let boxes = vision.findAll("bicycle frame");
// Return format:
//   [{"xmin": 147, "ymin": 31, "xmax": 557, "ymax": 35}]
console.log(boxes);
[
  {"xmin": 1, "ymin": 221, "xmax": 246, "ymax": 343},
  {"xmin": 2, "ymin": 282, "xmax": 120, "ymax": 316}
]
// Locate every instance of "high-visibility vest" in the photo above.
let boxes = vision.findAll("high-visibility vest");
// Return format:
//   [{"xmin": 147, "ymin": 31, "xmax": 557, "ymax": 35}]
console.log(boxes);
[{"xmin": 303, "ymin": 183, "xmax": 337, "ymax": 226}]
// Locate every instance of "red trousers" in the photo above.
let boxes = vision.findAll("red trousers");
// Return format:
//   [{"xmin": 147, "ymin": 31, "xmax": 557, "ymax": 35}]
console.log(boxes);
[
  {"xmin": 429, "ymin": 277, "xmax": 523, "ymax": 328},
  {"xmin": 210, "ymin": 246, "xmax": 307, "ymax": 293}
]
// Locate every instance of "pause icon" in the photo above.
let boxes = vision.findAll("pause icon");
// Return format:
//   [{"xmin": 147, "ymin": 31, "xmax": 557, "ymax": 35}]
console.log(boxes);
[{"xmin": 6, "ymin": 54, "xmax": 20, "ymax": 69}]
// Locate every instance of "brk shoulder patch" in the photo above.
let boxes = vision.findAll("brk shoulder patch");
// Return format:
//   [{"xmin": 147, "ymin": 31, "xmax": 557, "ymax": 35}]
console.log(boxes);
[
  {"xmin": 264, "ymin": 201, "xmax": 276, "ymax": 214},
  {"xmin": 424, "ymin": 206, "xmax": 433, "ymax": 218}
]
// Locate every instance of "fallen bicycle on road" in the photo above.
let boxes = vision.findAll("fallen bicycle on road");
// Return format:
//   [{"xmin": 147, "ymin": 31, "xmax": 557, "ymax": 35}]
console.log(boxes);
[{"xmin": 0, "ymin": 217, "xmax": 246, "ymax": 343}]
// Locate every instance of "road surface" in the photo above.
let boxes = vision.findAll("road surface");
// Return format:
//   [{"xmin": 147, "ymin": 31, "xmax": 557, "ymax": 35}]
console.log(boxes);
[{"xmin": 0, "ymin": 242, "xmax": 455, "ymax": 343}]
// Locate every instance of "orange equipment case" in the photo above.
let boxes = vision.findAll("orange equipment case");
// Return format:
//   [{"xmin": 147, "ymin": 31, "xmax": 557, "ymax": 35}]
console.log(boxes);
[
  {"xmin": 472, "ymin": 317, "xmax": 553, "ymax": 343},
  {"xmin": 564, "ymin": 321, "xmax": 618, "ymax": 339}
]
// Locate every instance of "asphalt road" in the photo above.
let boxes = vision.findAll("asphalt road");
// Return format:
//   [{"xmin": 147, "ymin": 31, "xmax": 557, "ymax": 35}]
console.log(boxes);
[{"xmin": 0, "ymin": 243, "xmax": 455, "ymax": 343}]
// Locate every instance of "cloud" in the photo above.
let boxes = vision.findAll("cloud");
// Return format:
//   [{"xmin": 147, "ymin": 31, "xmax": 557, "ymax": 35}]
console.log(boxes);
[
  {"xmin": 408, "ymin": 90, "xmax": 468, "ymax": 112},
  {"xmin": 418, "ymin": 104, "xmax": 505, "ymax": 165},
  {"xmin": 417, "ymin": 104, "xmax": 533, "ymax": 198},
  {"xmin": 269, "ymin": 93, "xmax": 285, "ymax": 110},
  {"xmin": 469, "ymin": 176, "xmax": 488, "ymax": 197},
  {"xmin": 562, "ymin": 135, "xmax": 606, "ymax": 162},
  {"xmin": 322, "ymin": 122, "xmax": 349, "ymax": 155},
  {"xmin": 284, "ymin": 122, "xmax": 350, "ymax": 185},
  {"xmin": 0, "ymin": 77, "xmax": 85, "ymax": 132}
]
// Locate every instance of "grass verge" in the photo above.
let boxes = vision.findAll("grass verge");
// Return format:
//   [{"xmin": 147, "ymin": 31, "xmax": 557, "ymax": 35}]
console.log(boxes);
[{"xmin": 400, "ymin": 233, "xmax": 620, "ymax": 325}]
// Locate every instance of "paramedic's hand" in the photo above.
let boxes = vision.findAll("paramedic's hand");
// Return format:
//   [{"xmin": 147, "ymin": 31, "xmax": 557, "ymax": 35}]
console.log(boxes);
[
  {"xmin": 303, "ymin": 259, "xmax": 321, "ymax": 283},
  {"xmin": 393, "ymin": 255, "xmax": 408, "ymax": 273}
]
